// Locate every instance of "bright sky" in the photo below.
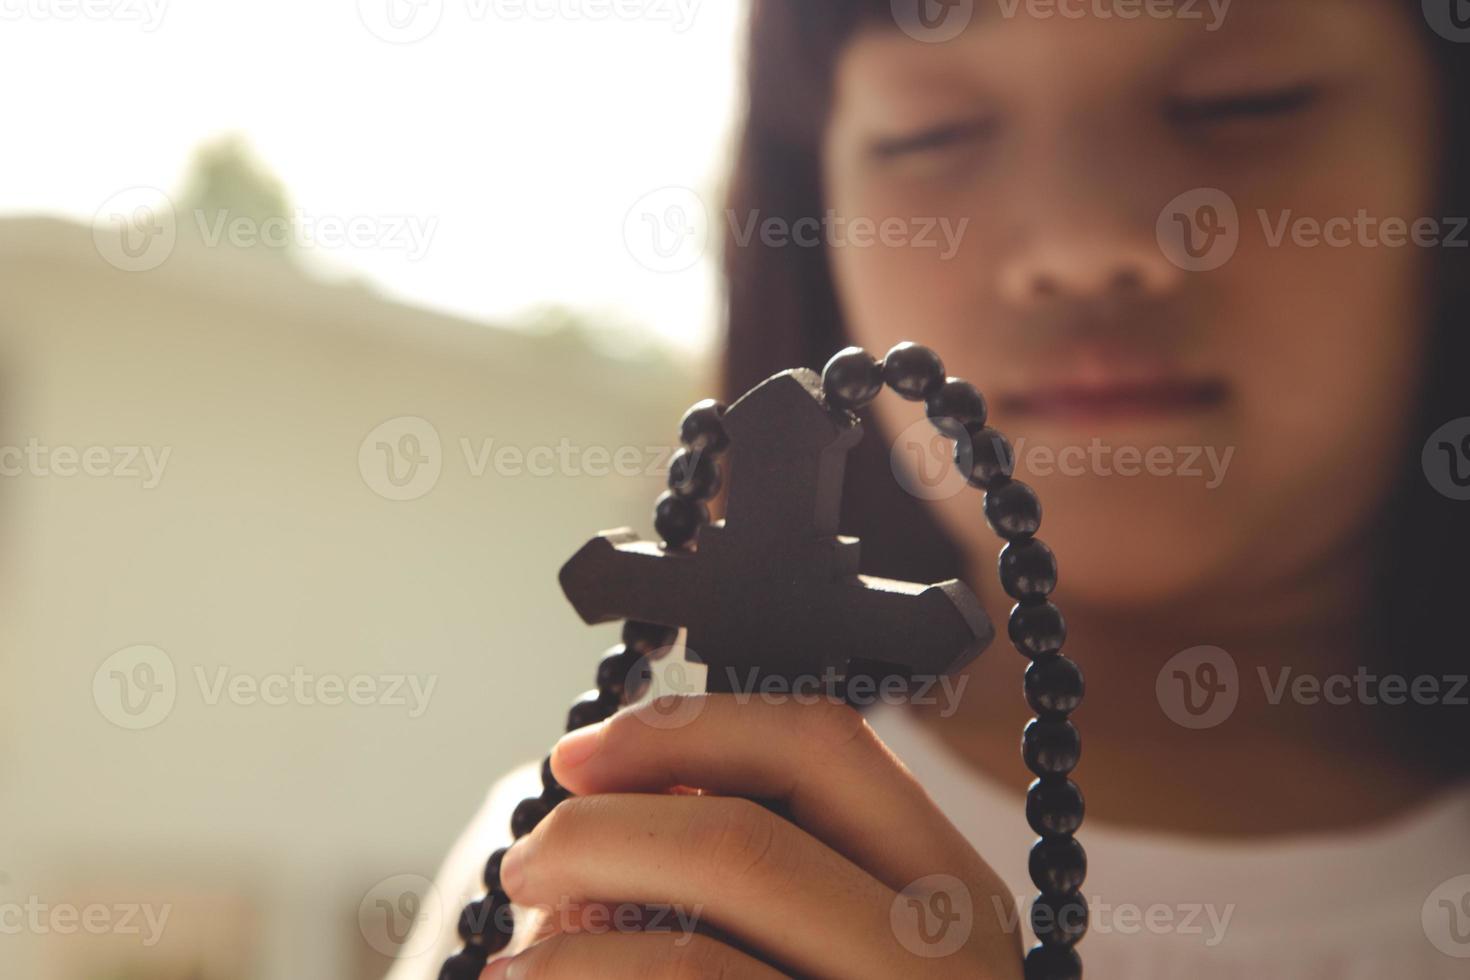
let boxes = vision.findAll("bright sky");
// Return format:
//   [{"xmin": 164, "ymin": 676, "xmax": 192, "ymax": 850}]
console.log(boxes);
[{"xmin": 0, "ymin": 0, "xmax": 743, "ymax": 352}]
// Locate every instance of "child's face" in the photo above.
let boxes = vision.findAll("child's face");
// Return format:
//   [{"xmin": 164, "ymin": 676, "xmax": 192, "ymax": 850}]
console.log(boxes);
[{"xmin": 823, "ymin": 0, "xmax": 1441, "ymax": 606}]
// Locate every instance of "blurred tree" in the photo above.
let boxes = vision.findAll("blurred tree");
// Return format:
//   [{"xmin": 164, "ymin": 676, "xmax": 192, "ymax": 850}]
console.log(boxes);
[{"xmin": 177, "ymin": 134, "xmax": 294, "ymax": 260}]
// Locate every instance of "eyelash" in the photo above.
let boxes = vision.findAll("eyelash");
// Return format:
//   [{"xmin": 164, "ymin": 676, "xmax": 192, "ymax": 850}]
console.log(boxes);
[
  {"xmin": 1166, "ymin": 83, "xmax": 1321, "ymax": 126},
  {"xmin": 870, "ymin": 119, "xmax": 998, "ymax": 161},
  {"xmin": 868, "ymin": 82, "xmax": 1320, "ymax": 161}
]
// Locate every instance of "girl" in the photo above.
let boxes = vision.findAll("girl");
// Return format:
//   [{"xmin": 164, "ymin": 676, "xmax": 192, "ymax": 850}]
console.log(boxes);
[{"xmin": 402, "ymin": 1, "xmax": 1470, "ymax": 976}]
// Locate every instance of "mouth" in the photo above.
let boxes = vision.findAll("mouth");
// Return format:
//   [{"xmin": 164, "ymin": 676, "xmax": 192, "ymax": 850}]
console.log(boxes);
[{"xmin": 996, "ymin": 376, "xmax": 1231, "ymax": 423}]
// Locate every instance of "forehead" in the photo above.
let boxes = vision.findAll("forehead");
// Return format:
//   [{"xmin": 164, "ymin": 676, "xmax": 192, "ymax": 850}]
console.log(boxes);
[
  {"xmin": 838, "ymin": 0, "xmax": 1392, "ymax": 91},
  {"xmin": 852, "ymin": 0, "xmax": 1376, "ymax": 63}
]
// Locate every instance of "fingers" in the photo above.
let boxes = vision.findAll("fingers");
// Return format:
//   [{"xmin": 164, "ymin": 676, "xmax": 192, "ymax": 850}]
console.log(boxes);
[
  {"xmin": 481, "ymin": 930, "xmax": 789, "ymax": 980},
  {"xmin": 499, "ymin": 792, "xmax": 921, "ymax": 979},
  {"xmin": 549, "ymin": 695, "xmax": 1003, "ymax": 898}
]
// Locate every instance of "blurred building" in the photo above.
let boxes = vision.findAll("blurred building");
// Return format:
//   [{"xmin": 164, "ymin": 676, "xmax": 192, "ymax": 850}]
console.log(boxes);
[{"xmin": 0, "ymin": 216, "xmax": 703, "ymax": 979}]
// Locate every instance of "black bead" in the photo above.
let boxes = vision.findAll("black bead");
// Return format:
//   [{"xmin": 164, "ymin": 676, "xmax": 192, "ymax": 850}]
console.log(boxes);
[
  {"xmin": 1000, "ymin": 538, "xmax": 1058, "ymax": 600},
  {"xmin": 1030, "ymin": 891, "xmax": 1088, "ymax": 947},
  {"xmin": 1026, "ymin": 777, "xmax": 1085, "ymax": 837},
  {"xmin": 483, "ymin": 847, "xmax": 507, "ymax": 892},
  {"xmin": 482, "ymin": 892, "xmax": 514, "ymax": 951},
  {"xmin": 926, "ymin": 378, "xmax": 988, "ymax": 438},
  {"xmin": 1024, "ymin": 943, "xmax": 1082, "ymax": 980},
  {"xmin": 567, "ymin": 692, "xmax": 612, "ymax": 731},
  {"xmin": 456, "ymin": 901, "xmax": 481, "ymax": 942},
  {"xmin": 540, "ymin": 755, "xmax": 566, "ymax": 801},
  {"xmin": 1025, "ymin": 655, "xmax": 1085, "ymax": 718},
  {"xmin": 821, "ymin": 346, "xmax": 884, "ymax": 411},
  {"xmin": 1029, "ymin": 836, "xmax": 1087, "ymax": 896},
  {"xmin": 1008, "ymin": 601, "xmax": 1067, "ymax": 658},
  {"xmin": 653, "ymin": 491, "xmax": 707, "ymax": 550},
  {"xmin": 955, "ymin": 425, "xmax": 1015, "ymax": 488},
  {"xmin": 1023, "ymin": 719, "xmax": 1081, "ymax": 777},
  {"xmin": 455, "ymin": 891, "xmax": 513, "ymax": 950},
  {"xmin": 678, "ymin": 399, "xmax": 729, "ymax": 455},
  {"xmin": 596, "ymin": 645, "xmax": 641, "ymax": 701},
  {"xmin": 622, "ymin": 620, "xmax": 677, "ymax": 658},
  {"xmin": 881, "ymin": 342, "xmax": 945, "ymax": 401},
  {"xmin": 668, "ymin": 448, "xmax": 722, "ymax": 500},
  {"xmin": 458, "ymin": 897, "xmax": 511, "ymax": 943},
  {"xmin": 510, "ymin": 796, "xmax": 550, "ymax": 838},
  {"xmin": 438, "ymin": 947, "xmax": 490, "ymax": 980},
  {"xmin": 984, "ymin": 479, "xmax": 1042, "ymax": 540},
  {"xmin": 623, "ymin": 658, "xmax": 654, "ymax": 703}
]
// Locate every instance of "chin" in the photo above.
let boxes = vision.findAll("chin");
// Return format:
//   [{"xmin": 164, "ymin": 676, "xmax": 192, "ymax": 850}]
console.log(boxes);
[{"xmin": 950, "ymin": 478, "xmax": 1241, "ymax": 610}]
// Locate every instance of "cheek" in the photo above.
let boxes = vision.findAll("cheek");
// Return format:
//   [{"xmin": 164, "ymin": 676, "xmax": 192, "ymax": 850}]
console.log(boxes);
[
  {"xmin": 826, "ymin": 210, "xmax": 990, "ymax": 373},
  {"xmin": 826, "ymin": 199, "xmax": 1431, "ymax": 610}
]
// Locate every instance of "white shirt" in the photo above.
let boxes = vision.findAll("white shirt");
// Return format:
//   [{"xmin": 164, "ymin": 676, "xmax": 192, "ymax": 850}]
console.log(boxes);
[{"xmin": 390, "ymin": 705, "xmax": 1470, "ymax": 978}]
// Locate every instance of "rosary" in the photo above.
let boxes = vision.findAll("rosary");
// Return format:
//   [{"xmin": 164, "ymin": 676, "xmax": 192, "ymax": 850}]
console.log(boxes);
[{"xmin": 437, "ymin": 343, "xmax": 1087, "ymax": 980}]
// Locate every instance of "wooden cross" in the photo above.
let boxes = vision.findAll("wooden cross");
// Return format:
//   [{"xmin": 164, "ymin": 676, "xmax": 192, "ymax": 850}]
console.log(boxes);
[{"xmin": 558, "ymin": 369, "xmax": 993, "ymax": 695}]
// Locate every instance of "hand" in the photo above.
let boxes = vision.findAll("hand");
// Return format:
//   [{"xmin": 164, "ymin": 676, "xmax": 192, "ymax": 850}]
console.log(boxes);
[{"xmin": 483, "ymin": 694, "xmax": 1024, "ymax": 979}]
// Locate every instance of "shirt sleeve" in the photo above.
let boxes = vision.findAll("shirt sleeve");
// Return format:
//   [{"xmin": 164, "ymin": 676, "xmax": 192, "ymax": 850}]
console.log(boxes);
[{"xmin": 383, "ymin": 760, "xmax": 541, "ymax": 980}]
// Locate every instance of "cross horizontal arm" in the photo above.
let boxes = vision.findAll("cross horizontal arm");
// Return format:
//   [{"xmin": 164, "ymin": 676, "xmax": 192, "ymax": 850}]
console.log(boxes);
[
  {"xmin": 813, "ymin": 576, "xmax": 993, "ymax": 679},
  {"xmin": 558, "ymin": 530, "xmax": 706, "ymax": 630}
]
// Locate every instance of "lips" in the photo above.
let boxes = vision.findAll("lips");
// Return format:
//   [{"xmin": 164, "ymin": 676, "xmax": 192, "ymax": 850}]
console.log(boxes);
[{"xmin": 997, "ymin": 377, "xmax": 1230, "ymax": 422}]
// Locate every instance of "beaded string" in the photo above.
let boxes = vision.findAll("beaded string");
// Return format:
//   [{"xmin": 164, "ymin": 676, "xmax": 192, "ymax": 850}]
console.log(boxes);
[{"xmin": 439, "ymin": 342, "xmax": 1087, "ymax": 980}]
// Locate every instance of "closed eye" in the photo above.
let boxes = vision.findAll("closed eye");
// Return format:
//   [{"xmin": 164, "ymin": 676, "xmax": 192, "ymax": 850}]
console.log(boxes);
[
  {"xmin": 869, "ymin": 117, "xmax": 998, "ymax": 160},
  {"xmin": 1167, "ymin": 83, "xmax": 1321, "ymax": 126}
]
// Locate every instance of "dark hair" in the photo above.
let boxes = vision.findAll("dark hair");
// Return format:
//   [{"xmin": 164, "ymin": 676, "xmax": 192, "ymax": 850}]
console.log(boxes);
[{"xmin": 719, "ymin": 1, "xmax": 1470, "ymax": 771}]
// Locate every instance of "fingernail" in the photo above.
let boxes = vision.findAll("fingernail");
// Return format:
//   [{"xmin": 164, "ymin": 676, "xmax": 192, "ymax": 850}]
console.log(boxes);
[
  {"xmin": 553, "ymin": 719, "xmax": 606, "ymax": 769},
  {"xmin": 499, "ymin": 841, "xmax": 528, "ymax": 896}
]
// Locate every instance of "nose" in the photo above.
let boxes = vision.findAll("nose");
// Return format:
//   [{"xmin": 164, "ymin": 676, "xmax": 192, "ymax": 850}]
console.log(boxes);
[
  {"xmin": 998, "ymin": 234, "xmax": 1181, "ymax": 308},
  {"xmin": 995, "ymin": 147, "xmax": 1184, "ymax": 309}
]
